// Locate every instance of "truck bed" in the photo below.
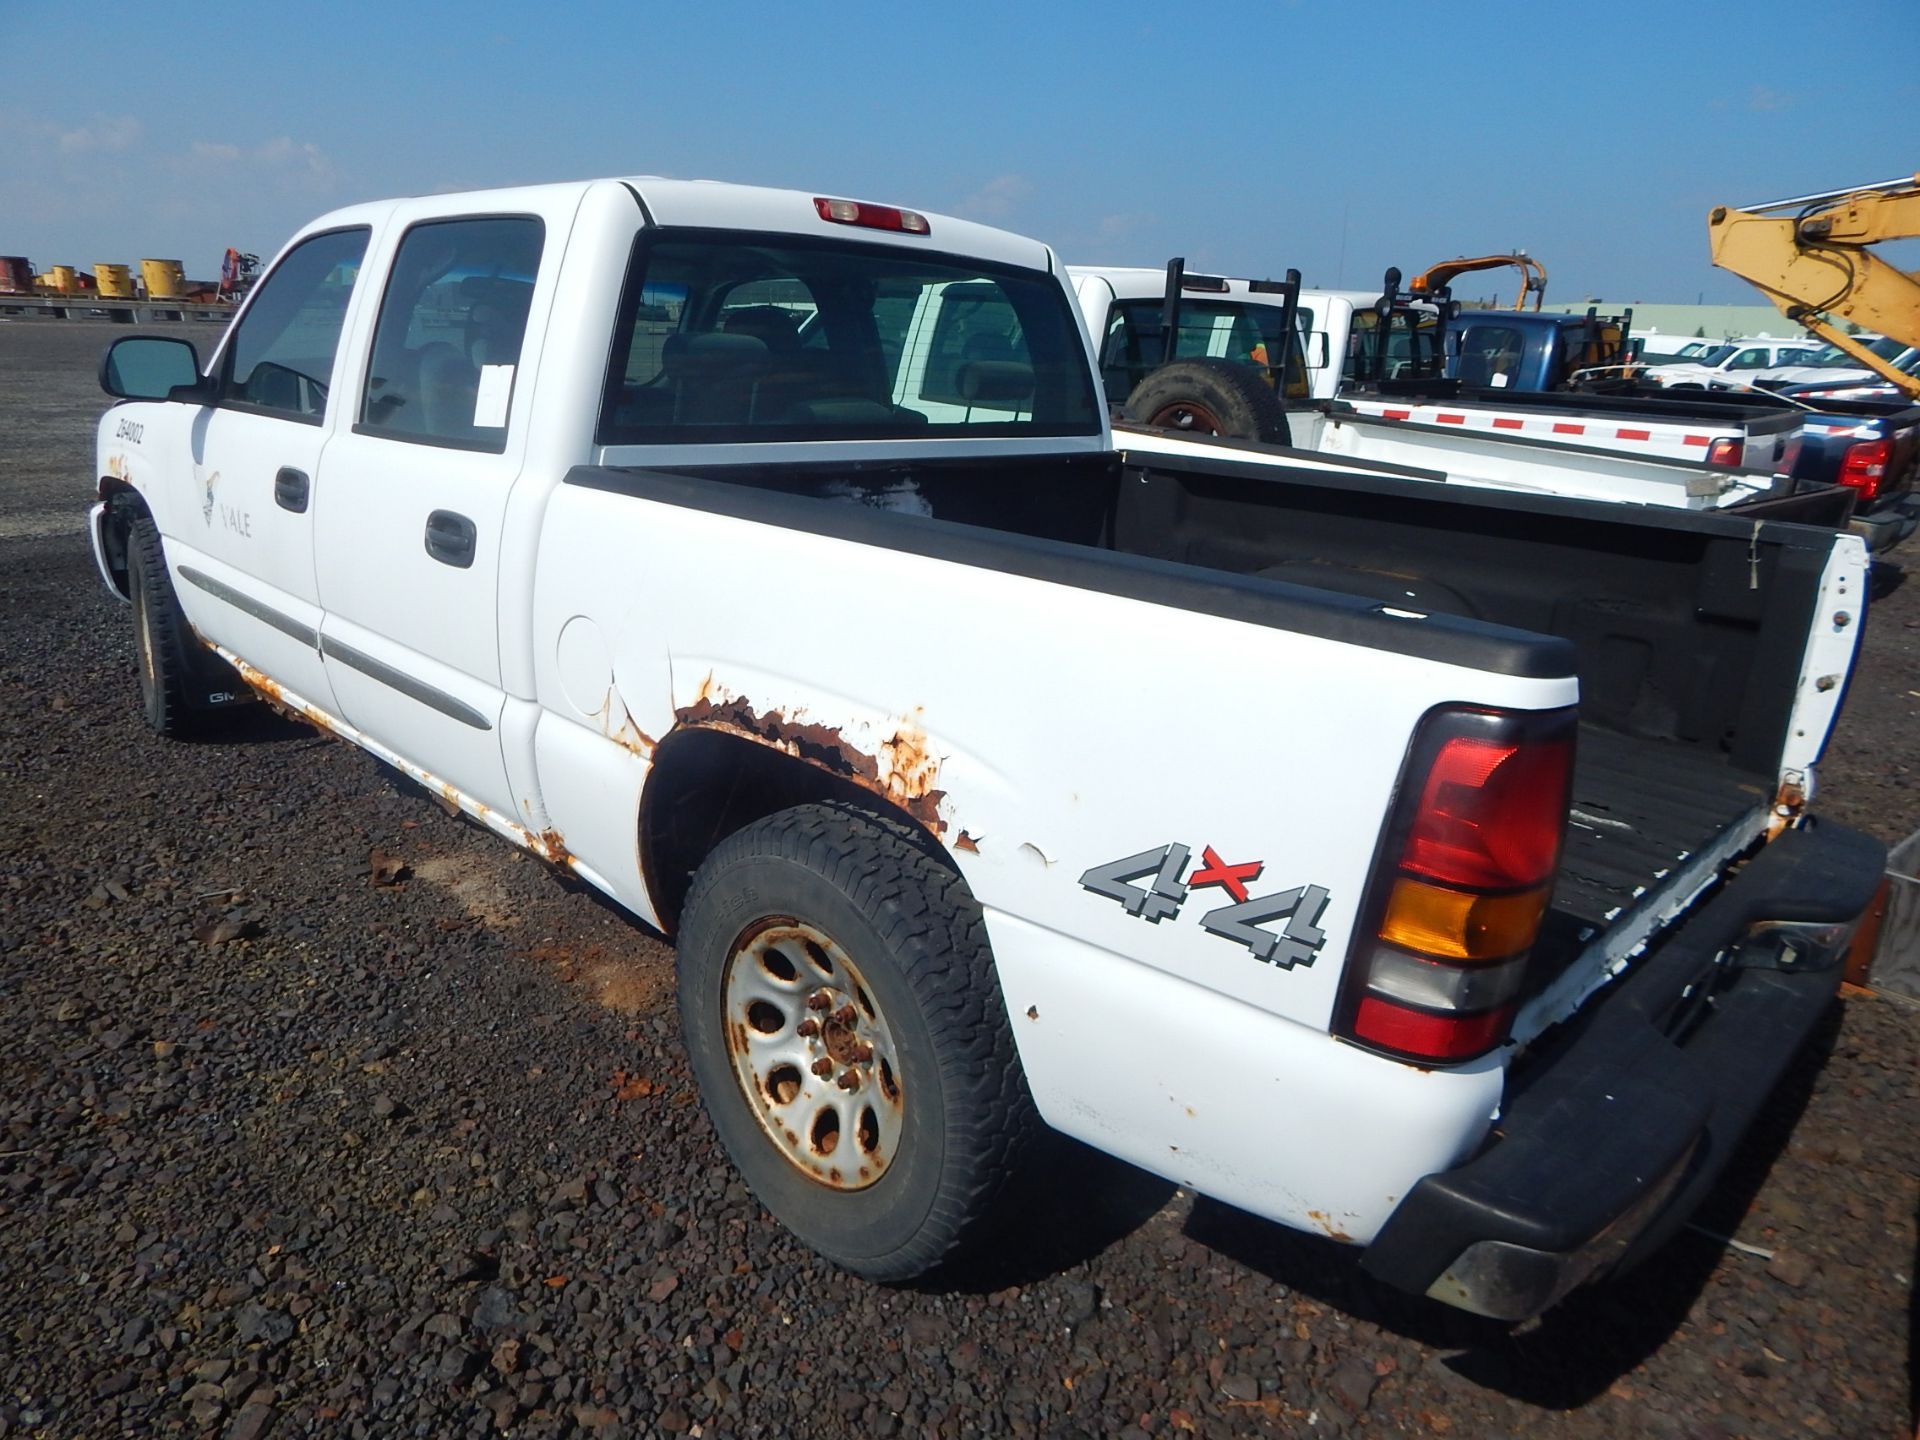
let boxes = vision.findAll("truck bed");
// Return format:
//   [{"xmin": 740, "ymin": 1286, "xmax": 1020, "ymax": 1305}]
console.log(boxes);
[
  {"xmin": 1549, "ymin": 724, "xmax": 1770, "ymax": 952},
  {"xmin": 601, "ymin": 443, "xmax": 1841, "ymax": 1006}
]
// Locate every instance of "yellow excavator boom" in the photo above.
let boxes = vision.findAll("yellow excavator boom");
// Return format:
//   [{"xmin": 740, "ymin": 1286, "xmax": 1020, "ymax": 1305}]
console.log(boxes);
[
  {"xmin": 1408, "ymin": 253, "xmax": 1548, "ymax": 310},
  {"xmin": 1708, "ymin": 173, "xmax": 1920, "ymax": 399}
]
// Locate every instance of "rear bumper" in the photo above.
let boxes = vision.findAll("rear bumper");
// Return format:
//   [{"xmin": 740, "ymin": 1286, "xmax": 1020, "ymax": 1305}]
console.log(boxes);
[
  {"xmin": 1850, "ymin": 492, "xmax": 1920, "ymax": 554},
  {"xmin": 1359, "ymin": 819, "xmax": 1885, "ymax": 1320}
]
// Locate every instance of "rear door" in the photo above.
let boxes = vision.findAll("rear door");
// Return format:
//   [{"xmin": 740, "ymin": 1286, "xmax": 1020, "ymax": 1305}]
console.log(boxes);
[
  {"xmin": 172, "ymin": 226, "xmax": 373, "ymax": 708},
  {"xmin": 312, "ymin": 202, "xmax": 566, "ymax": 815}
]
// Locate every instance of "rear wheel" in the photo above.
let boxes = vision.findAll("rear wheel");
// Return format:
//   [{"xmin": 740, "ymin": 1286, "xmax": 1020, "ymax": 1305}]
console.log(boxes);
[
  {"xmin": 1124, "ymin": 357, "xmax": 1292, "ymax": 446},
  {"xmin": 676, "ymin": 802, "xmax": 1042, "ymax": 1281},
  {"xmin": 127, "ymin": 516, "xmax": 224, "ymax": 738}
]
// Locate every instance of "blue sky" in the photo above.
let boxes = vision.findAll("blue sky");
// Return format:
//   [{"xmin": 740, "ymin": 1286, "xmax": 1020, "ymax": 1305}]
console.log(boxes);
[{"xmin": 3, "ymin": 0, "xmax": 1914, "ymax": 305}]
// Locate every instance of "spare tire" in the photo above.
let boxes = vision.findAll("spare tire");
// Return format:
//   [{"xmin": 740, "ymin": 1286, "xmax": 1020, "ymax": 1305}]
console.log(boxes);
[{"xmin": 1123, "ymin": 358, "xmax": 1292, "ymax": 446}]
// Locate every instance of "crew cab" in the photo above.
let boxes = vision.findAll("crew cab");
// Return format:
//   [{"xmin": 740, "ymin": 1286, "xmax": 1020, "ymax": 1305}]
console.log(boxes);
[
  {"xmin": 91, "ymin": 179, "xmax": 1882, "ymax": 1322},
  {"xmin": 1640, "ymin": 337, "xmax": 1825, "ymax": 389}
]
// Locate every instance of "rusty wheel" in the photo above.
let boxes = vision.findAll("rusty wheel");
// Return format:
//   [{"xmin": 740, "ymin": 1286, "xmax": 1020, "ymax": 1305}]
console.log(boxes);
[
  {"xmin": 1140, "ymin": 398, "xmax": 1228, "ymax": 434},
  {"xmin": 722, "ymin": 918, "xmax": 904, "ymax": 1190},
  {"xmin": 1122, "ymin": 357, "xmax": 1291, "ymax": 446},
  {"xmin": 676, "ymin": 801, "xmax": 1042, "ymax": 1282}
]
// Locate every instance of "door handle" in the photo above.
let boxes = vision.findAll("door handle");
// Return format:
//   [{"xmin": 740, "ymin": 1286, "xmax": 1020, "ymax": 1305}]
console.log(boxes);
[
  {"xmin": 274, "ymin": 467, "xmax": 310, "ymax": 513},
  {"xmin": 424, "ymin": 509, "xmax": 477, "ymax": 569}
]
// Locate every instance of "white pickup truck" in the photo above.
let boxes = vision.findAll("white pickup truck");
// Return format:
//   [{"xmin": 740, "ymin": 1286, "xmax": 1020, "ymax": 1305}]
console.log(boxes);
[
  {"xmin": 1068, "ymin": 264, "xmax": 1809, "ymax": 510},
  {"xmin": 91, "ymin": 177, "xmax": 1883, "ymax": 1321}
]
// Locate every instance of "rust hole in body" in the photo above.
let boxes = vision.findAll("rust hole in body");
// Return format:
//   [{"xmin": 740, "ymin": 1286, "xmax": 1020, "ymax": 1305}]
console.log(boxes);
[
  {"xmin": 673, "ymin": 683, "xmax": 948, "ymax": 834},
  {"xmin": 955, "ymin": 830, "xmax": 980, "ymax": 853}
]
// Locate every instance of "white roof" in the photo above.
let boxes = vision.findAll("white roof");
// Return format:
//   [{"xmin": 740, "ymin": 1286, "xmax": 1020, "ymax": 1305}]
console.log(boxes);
[{"xmin": 299, "ymin": 176, "xmax": 1058, "ymax": 273}]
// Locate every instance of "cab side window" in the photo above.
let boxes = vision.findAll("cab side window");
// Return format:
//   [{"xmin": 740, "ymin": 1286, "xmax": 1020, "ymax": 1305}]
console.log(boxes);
[
  {"xmin": 359, "ymin": 216, "xmax": 545, "ymax": 453},
  {"xmin": 220, "ymin": 227, "xmax": 369, "ymax": 423},
  {"xmin": 1728, "ymin": 347, "xmax": 1769, "ymax": 370}
]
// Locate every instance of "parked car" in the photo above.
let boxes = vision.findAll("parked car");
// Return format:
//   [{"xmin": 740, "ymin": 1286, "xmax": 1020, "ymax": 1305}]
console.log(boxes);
[{"xmin": 1640, "ymin": 338, "xmax": 1825, "ymax": 389}]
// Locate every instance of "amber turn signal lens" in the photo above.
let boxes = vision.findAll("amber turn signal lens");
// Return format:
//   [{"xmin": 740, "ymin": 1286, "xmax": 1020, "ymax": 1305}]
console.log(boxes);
[{"xmin": 1379, "ymin": 878, "xmax": 1550, "ymax": 962}]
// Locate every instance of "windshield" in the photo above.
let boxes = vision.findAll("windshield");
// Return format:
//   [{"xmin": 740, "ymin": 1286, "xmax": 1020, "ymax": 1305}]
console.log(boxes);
[
  {"xmin": 597, "ymin": 230, "xmax": 1102, "ymax": 444},
  {"xmin": 1344, "ymin": 307, "xmax": 1444, "ymax": 385}
]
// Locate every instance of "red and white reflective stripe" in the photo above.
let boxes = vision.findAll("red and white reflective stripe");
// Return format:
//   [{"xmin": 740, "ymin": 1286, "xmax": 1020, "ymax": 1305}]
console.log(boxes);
[{"xmin": 1355, "ymin": 402, "xmax": 1741, "ymax": 456}]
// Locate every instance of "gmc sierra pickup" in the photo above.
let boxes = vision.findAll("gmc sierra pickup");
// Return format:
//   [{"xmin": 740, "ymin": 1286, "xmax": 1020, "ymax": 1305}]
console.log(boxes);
[{"xmin": 90, "ymin": 177, "xmax": 1882, "ymax": 1321}]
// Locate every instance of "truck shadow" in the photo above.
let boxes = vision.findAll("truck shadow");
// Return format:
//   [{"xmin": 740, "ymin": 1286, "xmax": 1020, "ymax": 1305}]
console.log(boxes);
[
  {"xmin": 1871, "ymin": 560, "xmax": 1907, "ymax": 602},
  {"xmin": 935, "ymin": 1134, "xmax": 1177, "ymax": 1294},
  {"xmin": 1184, "ymin": 1004, "xmax": 1841, "ymax": 1409}
]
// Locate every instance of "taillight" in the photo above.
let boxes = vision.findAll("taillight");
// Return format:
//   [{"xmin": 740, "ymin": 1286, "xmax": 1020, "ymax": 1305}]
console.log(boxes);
[
  {"xmin": 1705, "ymin": 437, "xmax": 1743, "ymax": 468},
  {"xmin": 1334, "ymin": 706, "xmax": 1575, "ymax": 1065},
  {"xmin": 813, "ymin": 197, "xmax": 931, "ymax": 235},
  {"xmin": 1839, "ymin": 438, "xmax": 1889, "ymax": 502}
]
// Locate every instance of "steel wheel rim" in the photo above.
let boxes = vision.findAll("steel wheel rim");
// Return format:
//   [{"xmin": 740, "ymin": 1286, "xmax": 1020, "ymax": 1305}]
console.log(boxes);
[
  {"xmin": 1145, "ymin": 399, "xmax": 1224, "ymax": 434},
  {"xmin": 721, "ymin": 917, "xmax": 905, "ymax": 1190}
]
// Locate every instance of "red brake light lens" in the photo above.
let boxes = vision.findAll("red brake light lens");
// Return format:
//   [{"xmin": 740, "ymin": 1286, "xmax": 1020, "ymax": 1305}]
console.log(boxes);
[
  {"xmin": 1402, "ymin": 732, "xmax": 1573, "ymax": 891},
  {"xmin": 1351, "ymin": 996, "xmax": 1515, "ymax": 1061},
  {"xmin": 1706, "ymin": 437, "xmax": 1744, "ymax": 468},
  {"xmin": 813, "ymin": 197, "xmax": 931, "ymax": 235},
  {"xmin": 1839, "ymin": 438, "xmax": 1889, "ymax": 501},
  {"xmin": 1335, "ymin": 706, "xmax": 1576, "ymax": 1066}
]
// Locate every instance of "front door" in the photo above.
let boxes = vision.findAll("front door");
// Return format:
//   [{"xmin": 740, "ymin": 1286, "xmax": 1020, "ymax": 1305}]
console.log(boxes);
[
  {"xmin": 175, "ymin": 226, "xmax": 373, "ymax": 709},
  {"xmin": 313, "ymin": 210, "xmax": 555, "ymax": 817}
]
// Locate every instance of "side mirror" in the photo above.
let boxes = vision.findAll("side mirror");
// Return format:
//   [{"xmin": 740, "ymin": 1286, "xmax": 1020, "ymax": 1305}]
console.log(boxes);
[{"xmin": 100, "ymin": 336, "xmax": 209, "ymax": 402}]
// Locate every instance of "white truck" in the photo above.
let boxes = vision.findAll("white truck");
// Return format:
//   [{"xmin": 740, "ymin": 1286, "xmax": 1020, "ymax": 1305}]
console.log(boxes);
[
  {"xmin": 91, "ymin": 177, "xmax": 1883, "ymax": 1321},
  {"xmin": 1640, "ymin": 337, "xmax": 1827, "ymax": 390},
  {"xmin": 1068, "ymin": 264, "xmax": 1808, "ymax": 509}
]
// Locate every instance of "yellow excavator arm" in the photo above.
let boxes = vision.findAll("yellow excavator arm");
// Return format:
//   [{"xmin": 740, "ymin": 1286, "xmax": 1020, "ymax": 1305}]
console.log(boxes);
[
  {"xmin": 1708, "ymin": 173, "xmax": 1920, "ymax": 398},
  {"xmin": 1408, "ymin": 253, "xmax": 1547, "ymax": 310}
]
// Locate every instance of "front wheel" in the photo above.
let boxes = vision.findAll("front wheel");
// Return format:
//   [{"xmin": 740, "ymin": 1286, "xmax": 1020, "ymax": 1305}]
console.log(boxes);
[
  {"xmin": 675, "ymin": 802, "xmax": 1042, "ymax": 1281},
  {"xmin": 127, "ymin": 515, "xmax": 225, "ymax": 738}
]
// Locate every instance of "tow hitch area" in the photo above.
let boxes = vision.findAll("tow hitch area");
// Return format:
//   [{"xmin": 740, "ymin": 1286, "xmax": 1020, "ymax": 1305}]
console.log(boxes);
[{"xmin": 1359, "ymin": 819, "xmax": 1885, "ymax": 1320}]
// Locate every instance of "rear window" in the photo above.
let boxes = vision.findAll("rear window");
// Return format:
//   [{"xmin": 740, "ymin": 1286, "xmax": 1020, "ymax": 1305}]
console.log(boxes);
[
  {"xmin": 1099, "ymin": 298, "xmax": 1309, "ymax": 400},
  {"xmin": 597, "ymin": 230, "xmax": 1101, "ymax": 444}
]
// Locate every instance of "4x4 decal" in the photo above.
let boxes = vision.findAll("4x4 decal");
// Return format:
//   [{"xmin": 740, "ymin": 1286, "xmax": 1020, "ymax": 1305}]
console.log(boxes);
[{"xmin": 1079, "ymin": 843, "xmax": 1331, "ymax": 969}]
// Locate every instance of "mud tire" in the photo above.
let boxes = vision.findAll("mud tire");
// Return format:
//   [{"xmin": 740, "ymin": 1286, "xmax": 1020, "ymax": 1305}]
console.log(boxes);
[
  {"xmin": 676, "ymin": 801, "xmax": 1042, "ymax": 1281},
  {"xmin": 127, "ymin": 515, "xmax": 220, "ymax": 738}
]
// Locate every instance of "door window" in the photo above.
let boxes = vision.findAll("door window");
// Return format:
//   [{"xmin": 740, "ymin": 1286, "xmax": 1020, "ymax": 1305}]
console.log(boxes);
[
  {"xmin": 359, "ymin": 216, "xmax": 546, "ymax": 452},
  {"xmin": 220, "ymin": 228, "xmax": 369, "ymax": 423},
  {"xmin": 1728, "ymin": 347, "xmax": 1770, "ymax": 370}
]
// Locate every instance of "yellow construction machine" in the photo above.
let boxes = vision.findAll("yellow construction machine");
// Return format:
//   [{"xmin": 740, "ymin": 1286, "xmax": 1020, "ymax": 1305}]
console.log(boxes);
[
  {"xmin": 1709, "ymin": 173, "xmax": 1920, "ymax": 399},
  {"xmin": 1407, "ymin": 252, "xmax": 1548, "ymax": 310}
]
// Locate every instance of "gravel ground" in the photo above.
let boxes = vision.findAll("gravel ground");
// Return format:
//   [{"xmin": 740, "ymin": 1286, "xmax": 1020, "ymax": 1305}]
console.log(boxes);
[{"xmin": 2, "ymin": 322, "xmax": 1916, "ymax": 1439}]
